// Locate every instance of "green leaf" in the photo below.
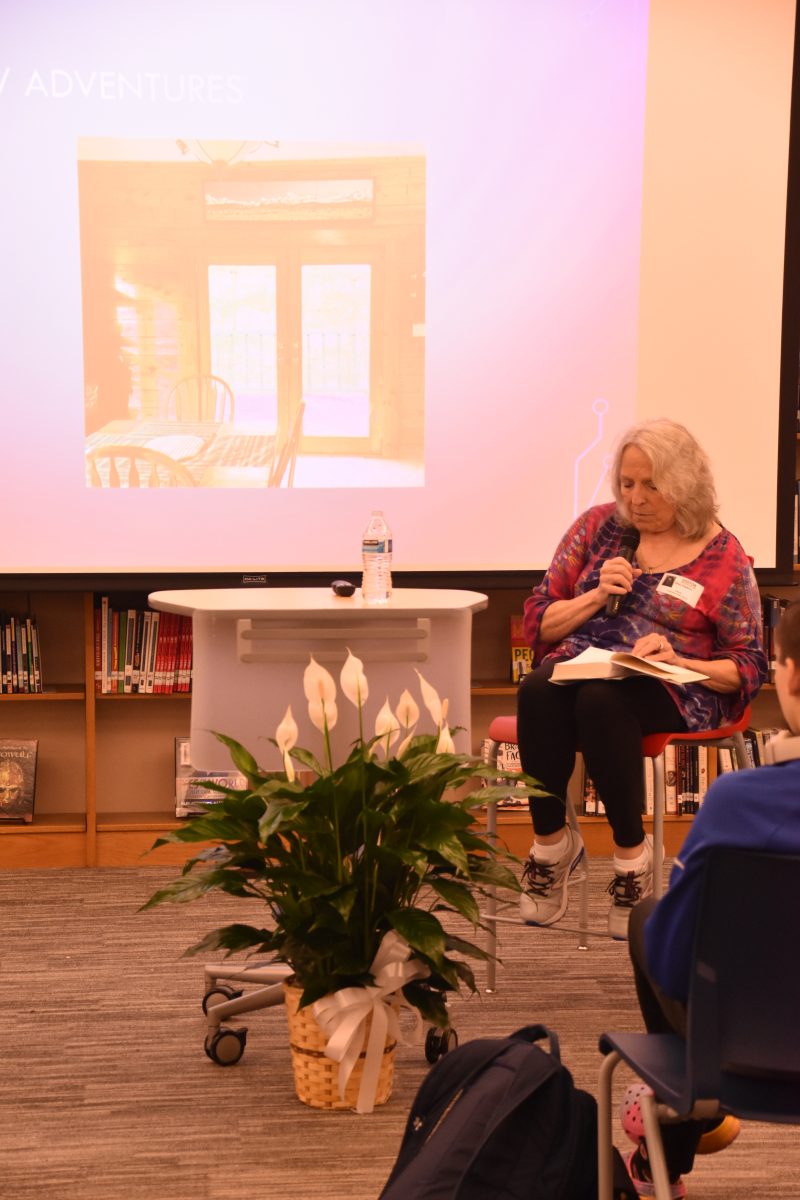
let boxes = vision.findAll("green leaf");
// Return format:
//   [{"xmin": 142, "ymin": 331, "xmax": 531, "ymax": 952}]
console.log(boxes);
[
  {"xmin": 444, "ymin": 931, "xmax": 493, "ymax": 963},
  {"xmin": 401, "ymin": 980, "xmax": 450, "ymax": 1029},
  {"xmin": 428, "ymin": 878, "xmax": 480, "ymax": 924},
  {"xmin": 468, "ymin": 858, "xmax": 522, "ymax": 891},
  {"xmin": 387, "ymin": 908, "xmax": 446, "ymax": 964},
  {"xmin": 421, "ymin": 834, "xmax": 469, "ymax": 875},
  {"xmin": 213, "ymin": 732, "xmax": 263, "ymax": 780},
  {"xmin": 184, "ymin": 923, "xmax": 275, "ymax": 957}
]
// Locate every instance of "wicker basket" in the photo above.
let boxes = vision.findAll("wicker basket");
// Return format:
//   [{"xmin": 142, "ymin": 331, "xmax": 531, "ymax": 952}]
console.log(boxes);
[{"xmin": 283, "ymin": 981, "xmax": 396, "ymax": 1110}]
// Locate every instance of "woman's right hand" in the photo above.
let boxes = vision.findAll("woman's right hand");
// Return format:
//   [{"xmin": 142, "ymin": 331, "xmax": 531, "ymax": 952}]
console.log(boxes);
[
  {"xmin": 539, "ymin": 555, "xmax": 643, "ymax": 642},
  {"xmin": 596, "ymin": 555, "xmax": 642, "ymax": 604}
]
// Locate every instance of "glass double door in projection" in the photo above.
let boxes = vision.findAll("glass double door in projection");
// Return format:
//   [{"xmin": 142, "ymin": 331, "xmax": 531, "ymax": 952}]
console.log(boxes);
[{"xmin": 208, "ymin": 258, "xmax": 374, "ymax": 454}]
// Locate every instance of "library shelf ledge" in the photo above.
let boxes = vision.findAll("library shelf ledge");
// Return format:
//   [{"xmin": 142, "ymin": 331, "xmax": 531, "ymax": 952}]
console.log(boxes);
[
  {"xmin": 471, "ymin": 681, "xmax": 517, "ymax": 696},
  {"xmin": 96, "ymin": 811, "xmax": 186, "ymax": 832},
  {"xmin": 94, "ymin": 692, "xmax": 191, "ymax": 702},
  {"xmin": 0, "ymin": 812, "xmax": 85, "ymax": 834},
  {"xmin": 94, "ymin": 813, "xmax": 213, "ymax": 867},
  {"xmin": 0, "ymin": 686, "xmax": 85, "ymax": 701},
  {"xmin": 0, "ymin": 814, "xmax": 87, "ymax": 868}
]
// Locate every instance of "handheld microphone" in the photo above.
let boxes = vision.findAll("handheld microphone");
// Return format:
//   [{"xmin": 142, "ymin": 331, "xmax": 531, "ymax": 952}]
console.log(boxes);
[{"xmin": 605, "ymin": 526, "xmax": 641, "ymax": 618}]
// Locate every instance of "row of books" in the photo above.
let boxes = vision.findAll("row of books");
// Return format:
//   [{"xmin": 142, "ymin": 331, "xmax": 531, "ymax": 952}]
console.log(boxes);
[
  {"xmin": 0, "ymin": 615, "xmax": 44, "ymax": 693},
  {"xmin": 582, "ymin": 726, "xmax": 783, "ymax": 817},
  {"xmin": 94, "ymin": 599, "xmax": 193, "ymax": 694},
  {"xmin": 486, "ymin": 726, "xmax": 784, "ymax": 815}
]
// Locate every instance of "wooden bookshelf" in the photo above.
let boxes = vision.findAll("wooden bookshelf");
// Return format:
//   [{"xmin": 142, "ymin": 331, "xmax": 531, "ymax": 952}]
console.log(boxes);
[{"xmin": 0, "ymin": 582, "xmax": 791, "ymax": 868}]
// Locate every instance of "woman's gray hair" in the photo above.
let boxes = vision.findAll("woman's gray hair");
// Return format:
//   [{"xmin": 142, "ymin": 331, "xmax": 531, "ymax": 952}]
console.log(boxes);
[{"xmin": 610, "ymin": 418, "xmax": 719, "ymax": 539}]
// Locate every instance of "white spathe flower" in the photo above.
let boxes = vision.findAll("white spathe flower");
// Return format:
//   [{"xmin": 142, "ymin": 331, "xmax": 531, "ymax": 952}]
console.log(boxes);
[
  {"xmin": 436, "ymin": 722, "xmax": 455, "ymax": 755},
  {"xmin": 374, "ymin": 697, "xmax": 400, "ymax": 756},
  {"xmin": 304, "ymin": 656, "xmax": 337, "ymax": 704},
  {"xmin": 340, "ymin": 650, "xmax": 368, "ymax": 709},
  {"xmin": 308, "ymin": 697, "xmax": 338, "ymax": 734},
  {"xmin": 396, "ymin": 688, "xmax": 419, "ymax": 730},
  {"xmin": 415, "ymin": 670, "xmax": 443, "ymax": 727},
  {"xmin": 275, "ymin": 704, "xmax": 298, "ymax": 782}
]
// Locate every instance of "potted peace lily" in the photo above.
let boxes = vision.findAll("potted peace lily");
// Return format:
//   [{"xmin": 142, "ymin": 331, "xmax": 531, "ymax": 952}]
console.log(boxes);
[{"xmin": 144, "ymin": 652, "xmax": 540, "ymax": 1112}]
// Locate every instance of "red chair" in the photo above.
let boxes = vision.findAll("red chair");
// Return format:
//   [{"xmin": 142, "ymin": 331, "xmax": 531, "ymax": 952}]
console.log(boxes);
[
  {"xmin": 641, "ymin": 706, "xmax": 751, "ymax": 898},
  {"xmin": 482, "ymin": 707, "xmax": 752, "ymax": 988}
]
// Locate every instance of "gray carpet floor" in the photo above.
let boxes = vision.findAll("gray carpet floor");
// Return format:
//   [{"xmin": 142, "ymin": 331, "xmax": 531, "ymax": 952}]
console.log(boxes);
[{"xmin": 1, "ymin": 862, "xmax": 797, "ymax": 1199}]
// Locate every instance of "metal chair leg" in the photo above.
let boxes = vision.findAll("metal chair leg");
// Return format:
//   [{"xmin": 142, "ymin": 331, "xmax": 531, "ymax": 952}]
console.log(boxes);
[
  {"xmin": 567, "ymin": 794, "xmax": 590, "ymax": 950},
  {"xmin": 597, "ymin": 1050, "xmax": 620, "ymax": 1200},
  {"xmin": 640, "ymin": 1090, "xmax": 673, "ymax": 1200}
]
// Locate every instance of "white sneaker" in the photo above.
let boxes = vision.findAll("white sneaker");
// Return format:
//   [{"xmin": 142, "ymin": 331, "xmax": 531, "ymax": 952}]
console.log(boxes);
[
  {"xmin": 607, "ymin": 836, "xmax": 654, "ymax": 940},
  {"xmin": 519, "ymin": 827, "xmax": 586, "ymax": 926}
]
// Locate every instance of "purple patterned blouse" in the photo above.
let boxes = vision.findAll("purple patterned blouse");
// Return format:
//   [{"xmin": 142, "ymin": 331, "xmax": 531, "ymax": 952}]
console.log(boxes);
[{"xmin": 522, "ymin": 502, "xmax": 767, "ymax": 730}]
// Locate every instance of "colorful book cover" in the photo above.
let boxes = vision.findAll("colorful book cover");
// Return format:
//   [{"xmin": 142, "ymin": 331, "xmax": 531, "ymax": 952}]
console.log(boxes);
[
  {"xmin": 0, "ymin": 739, "xmax": 38, "ymax": 822},
  {"xmin": 510, "ymin": 615, "xmax": 533, "ymax": 683},
  {"xmin": 174, "ymin": 737, "xmax": 246, "ymax": 817}
]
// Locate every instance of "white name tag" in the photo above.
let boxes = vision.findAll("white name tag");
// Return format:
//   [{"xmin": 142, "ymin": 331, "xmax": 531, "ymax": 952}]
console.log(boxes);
[{"xmin": 655, "ymin": 573, "xmax": 704, "ymax": 608}]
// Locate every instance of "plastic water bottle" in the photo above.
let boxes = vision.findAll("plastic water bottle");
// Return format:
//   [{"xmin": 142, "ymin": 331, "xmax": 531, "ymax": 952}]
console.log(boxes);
[{"xmin": 361, "ymin": 510, "xmax": 393, "ymax": 604}]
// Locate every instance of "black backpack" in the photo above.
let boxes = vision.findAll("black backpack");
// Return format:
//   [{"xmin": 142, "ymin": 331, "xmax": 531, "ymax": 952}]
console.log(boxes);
[{"xmin": 378, "ymin": 1024, "xmax": 636, "ymax": 1200}]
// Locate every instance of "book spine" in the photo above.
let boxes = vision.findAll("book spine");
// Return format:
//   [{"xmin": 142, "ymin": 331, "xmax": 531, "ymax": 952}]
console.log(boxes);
[
  {"xmin": 676, "ymin": 744, "xmax": 686, "ymax": 815},
  {"xmin": 718, "ymin": 747, "xmax": 734, "ymax": 773},
  {"xmin": 123, "ymin": 608, "xmax": 136, "ymax": 694},
  {"xmin": 154, "ymin": 612, "xmax": 168, "ymax": 694},
  {"xmin": 168, "ymin": 613, "xmax": 179, "ymax": 694},
  {"xmin": 30, "ymin": 619, "xmax": 42, "ymax": 693},
  {"xmin": 94, "ymin": 603, "xmax": 103, "ymax": 694},
  {"xmin": 115, "ymin": 610, "xmax": 124, "ymax": 694},
  {"xmin": 4, "ymin": 617, "xmax": 12, "ymax": 693},
  {"xmin": 145, "ymin": 612, "xmax": 159, "ymax": 694},
  {"xmin": 24, "ymin": 619, "xmax": 34, "ymax": 693},
  {"xmin": 743, "ymin": 729, "xmax": 758, "ymax": 768},
  {"xmin": 18, "ymin": 620, "xmax": 29, "ymax": 692},
  {"xmin": 697, "ymin": 744, "xmax": 708, "ymax": 808},
  {"xmin": 643, "ymin": 756, "xmax": 655, "ymax": 816},
  {"xmin": 664, "ymin": 744, "xmax": 677, "ymax": 814},
  {"xmin": 583, "ymin": 770, "xmax": 597, "ymax": 816},
  {"xmin": 100, "ymin": 596, "xmax": 110, "ymax": 694},
  {"xmin": 11, "ymin": 617, "xmax": 21, "ymax": 692}
]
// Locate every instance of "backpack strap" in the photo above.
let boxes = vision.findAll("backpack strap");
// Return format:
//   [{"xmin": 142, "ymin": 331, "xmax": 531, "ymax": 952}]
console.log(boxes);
[{"xmin": 508, "ymin": 1023, "xmax": 561, "ymax": 1062}]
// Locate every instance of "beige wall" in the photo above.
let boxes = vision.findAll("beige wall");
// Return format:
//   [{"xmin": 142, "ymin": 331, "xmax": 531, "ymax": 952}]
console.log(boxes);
[{"xmin": 637, "ymin": 0, "xmax": 795, "ymax": 567}]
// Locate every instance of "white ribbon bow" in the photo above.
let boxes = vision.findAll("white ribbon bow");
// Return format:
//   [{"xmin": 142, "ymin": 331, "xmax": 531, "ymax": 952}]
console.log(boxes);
[{"xmin": 311, "ymin": 930, "xmax": 430, "ymax": 1113}]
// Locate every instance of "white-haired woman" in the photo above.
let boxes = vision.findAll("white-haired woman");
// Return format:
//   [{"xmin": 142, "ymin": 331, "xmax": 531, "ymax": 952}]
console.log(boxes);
[{"xmin": 517, "ymin": 418, "xmax": 766, "ymax": 937}]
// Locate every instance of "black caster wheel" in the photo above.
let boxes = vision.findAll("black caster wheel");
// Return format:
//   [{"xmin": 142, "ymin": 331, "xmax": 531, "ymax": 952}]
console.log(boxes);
[
  {"xmin": 425, "ymin": 1026, "xmax": 458, "ymax": 1064},
  {"xmin": 204, "ymin": 1025, "xmax": 247, "ymax": 1065},
  {"xmin": 202, "ymin": 985, "xmax": 243, "ymax": 1014}
]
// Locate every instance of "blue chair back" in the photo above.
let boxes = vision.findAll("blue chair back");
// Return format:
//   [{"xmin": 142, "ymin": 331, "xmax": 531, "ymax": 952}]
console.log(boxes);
[{"xmin": 687, "ymin": 847, "xmax": 800, "ymax": 1116}]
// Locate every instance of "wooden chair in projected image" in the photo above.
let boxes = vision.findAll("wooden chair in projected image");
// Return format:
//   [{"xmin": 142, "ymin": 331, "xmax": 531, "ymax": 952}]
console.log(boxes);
[
  {"xmin": 164, "ymin": 374, "xmax": 235, "ymax": 423},
  {"xmin": 86, "ymin": 445, "xmax": 197, "ymax": 488},
  {"xmin": 268, "ymin": 402, "xmax": 305, "ymax": 488}
]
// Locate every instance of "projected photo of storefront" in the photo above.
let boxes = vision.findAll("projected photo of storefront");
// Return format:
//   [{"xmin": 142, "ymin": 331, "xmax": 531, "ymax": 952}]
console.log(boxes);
[{"xmin": 78, "ymin": 138, "xmax": 426, "ymax": 488}]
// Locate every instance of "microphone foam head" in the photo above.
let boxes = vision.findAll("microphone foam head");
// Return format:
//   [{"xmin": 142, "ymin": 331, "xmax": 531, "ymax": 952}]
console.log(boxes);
[{"xmin": 620, "ymin": 526, "xmax": 641, "ymax": 553}]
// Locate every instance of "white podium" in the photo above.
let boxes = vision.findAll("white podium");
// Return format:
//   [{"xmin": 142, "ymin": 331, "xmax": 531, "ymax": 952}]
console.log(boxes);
[{"xmin": 149, "ymin": 588, "xmax": 488, "ymax": 771}]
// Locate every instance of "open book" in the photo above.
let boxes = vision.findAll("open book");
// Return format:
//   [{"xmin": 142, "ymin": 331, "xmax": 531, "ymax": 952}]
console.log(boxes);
[{"xmin": 549, "ymin": 646, "xmax": 708, "ymax": 686}]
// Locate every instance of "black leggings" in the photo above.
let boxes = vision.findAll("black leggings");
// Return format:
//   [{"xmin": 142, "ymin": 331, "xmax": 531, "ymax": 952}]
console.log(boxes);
[{"xmin": 516, "ymin": 660, "xmax": 687, "ymax": 847}]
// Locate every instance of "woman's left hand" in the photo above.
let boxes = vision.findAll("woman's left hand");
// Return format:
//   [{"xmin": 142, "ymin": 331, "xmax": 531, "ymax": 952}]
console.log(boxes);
[{"xmin": 632, "ymin": 632, "xmax": 675, "ymax": 663}]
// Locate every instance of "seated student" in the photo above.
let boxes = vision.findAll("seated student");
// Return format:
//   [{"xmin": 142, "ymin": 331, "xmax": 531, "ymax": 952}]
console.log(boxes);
[
  {"xmin": 516, "ymin": 417, "xmax": 766, "ymax": 937},
  {"xmin": 623, "ymin": 598, "xmax": 800, "ymax": 1197}
]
